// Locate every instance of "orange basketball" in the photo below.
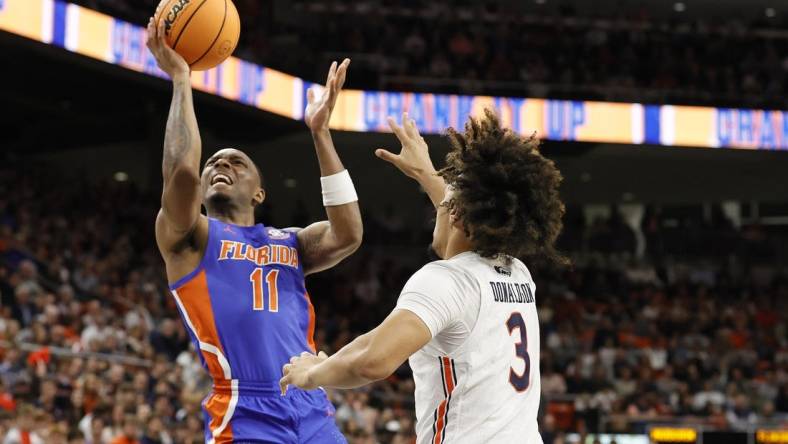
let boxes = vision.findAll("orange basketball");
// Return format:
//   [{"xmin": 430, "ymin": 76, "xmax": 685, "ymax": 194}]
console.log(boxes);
[{"xmin": 155, "ymin": 0, "xmax": 240, "ymax": 71}]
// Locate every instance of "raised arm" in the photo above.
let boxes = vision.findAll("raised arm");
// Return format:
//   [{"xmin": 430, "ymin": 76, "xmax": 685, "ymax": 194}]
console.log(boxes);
[
  {"xmin": 297, "ymin": 59, "xmax": 363, "ymax": 275},
  {"xmin": 146, "ymin": 17, "xmax": 205, "ymax": 255},
  {"xmin": 375, "ymin": 113, "xmax": 446, "ymax": 208}
]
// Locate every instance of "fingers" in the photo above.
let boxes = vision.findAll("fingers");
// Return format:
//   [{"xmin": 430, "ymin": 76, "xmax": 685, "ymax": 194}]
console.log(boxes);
[
  {"xmin": 146, "ymin": 18, "xmax": 157, "ymax": 49},
  {"xmin": 306, "ymin": 87, "xmax": 315, "ymax": 104},
  {"xmin": 279, "ymin": 375, "xmax": 289, "ymax": 396},
  {"xmin": 403, "ymin": 115, "xmax": 417, "ymax": 139},
  {"xmin": 387, "ymin": 116, "xmax": 408, "ymax": 142},
  {"xmin": 326, "ymin": 61, "xmax": 338, "ymax": 86},
  {"xmin": 327, "ymin": 77, "xmax": 338, "ymax": 102},
  {"xmin": 318, "ymin": 351, "xmax": 329, "ymax": 359},
  {"xmin": 389, "ymin": 112, "xmax": 419, "ymax": 141},
  {"xmin": 375, "ymin": 149, "xmax": 399, "ymax": 165},
  {"xmin": 280, "ymin": 360, "xmax": 294, "ymax": 396},
  {"xmin": 335, "ymin": 58, "xmax": 350, "ymax": 90},
  {"xmin": 401, "ymin": 112, "xmax": 422, "ymax": 140},
  {"xmin": 157, "ymin": 19, "xmax": 167, "ymax": 46}
]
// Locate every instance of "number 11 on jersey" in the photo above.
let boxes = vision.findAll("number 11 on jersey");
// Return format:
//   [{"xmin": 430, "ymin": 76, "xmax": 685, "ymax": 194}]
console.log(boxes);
[{"xmin": 249, "ymin": 268, "xmax": 279, "ymax": 312}]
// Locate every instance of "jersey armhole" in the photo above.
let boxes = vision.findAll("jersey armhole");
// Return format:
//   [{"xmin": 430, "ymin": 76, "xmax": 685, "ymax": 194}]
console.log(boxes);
[
  {"xmin": 393, "ymin": 307, "xmax": 438, "ymax": 339},
  {"xmin": 168, "ymin": 216, "xmax": 213, "ymax": 290}
]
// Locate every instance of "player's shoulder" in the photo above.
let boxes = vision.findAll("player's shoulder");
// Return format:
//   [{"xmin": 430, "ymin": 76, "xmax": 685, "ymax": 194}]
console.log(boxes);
[
  {"xmin": 411, "ymin": 253, "xmax": 482, "ymax": 286},
  {"xmin": 430, "ymin": 251, "xmax": 499, "ymax": 276},
  {"xmin": 403, "ymin": 257, "xmax": 480, "ymax": 298},
  {"xmin": 439, "ymin": 252, "xmax": 535, "ymax": 283},
  {"xmin": 420, "ymin": 252, "xmax": 474, "ymax": 273},
  {"xmin": 509, "ymin": 256, "xmax": 535, "ymax": 282}
]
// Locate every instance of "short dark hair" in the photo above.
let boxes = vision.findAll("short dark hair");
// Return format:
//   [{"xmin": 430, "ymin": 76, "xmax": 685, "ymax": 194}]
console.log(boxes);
[{"xmin": 439, "ymin": 109, "xmax": 569, "ymax": 267}]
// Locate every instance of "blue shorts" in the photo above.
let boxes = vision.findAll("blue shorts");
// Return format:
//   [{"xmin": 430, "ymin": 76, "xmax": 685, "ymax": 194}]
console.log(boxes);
[{"xmin": 201, "ymin": 381, "xmax": 347, "ymax": 443}]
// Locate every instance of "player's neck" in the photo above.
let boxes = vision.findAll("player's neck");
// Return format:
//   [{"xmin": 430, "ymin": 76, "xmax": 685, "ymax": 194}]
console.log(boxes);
[
  {"xmin": 207, "ymin": 205, "xmax": 256, "ymax": 227},
  {"xmin": 443, "ymin": 230, "xmax": 473, "ymax": 259}
]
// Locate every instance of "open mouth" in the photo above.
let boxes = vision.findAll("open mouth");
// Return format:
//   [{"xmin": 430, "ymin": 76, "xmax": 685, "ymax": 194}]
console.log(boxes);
[{"xmin": 211, "ymin": 173, "xmax": 233, "ymax": 186}]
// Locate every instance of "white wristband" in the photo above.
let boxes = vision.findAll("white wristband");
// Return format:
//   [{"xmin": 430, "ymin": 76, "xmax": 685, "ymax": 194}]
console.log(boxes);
[{"xmin": 321, "ymin": 170, "xmax": 358, "ymax": 206}]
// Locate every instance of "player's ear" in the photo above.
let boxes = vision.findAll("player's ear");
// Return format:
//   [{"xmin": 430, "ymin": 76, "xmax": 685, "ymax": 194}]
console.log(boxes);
[
  {"xmin": 449, "ymin": 207, "xmax": 462, "ymax": 227},
  {"xmin": 253, "ymin": 188, "xmax": 266, "ymax": 206}
]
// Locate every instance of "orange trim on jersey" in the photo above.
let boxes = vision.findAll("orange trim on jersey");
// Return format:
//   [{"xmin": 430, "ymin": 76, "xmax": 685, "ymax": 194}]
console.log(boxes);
[
  {"xmin": 433, "ymin": 400, "xmax": 448, "ymax": 444},
  {"xmin": 175, "ymin": 270, "xmax": 226, "ymax": 380},
  {"xmin": 441, "ymin": 357, "xmax": 455, "ymax": 393},
  {"xmin": 304, "ymin": 292, "xmax": 316, "ymax": 352},
  {"xmin": 433, "ymin": 357, "xmax": 457, "ymax": 444},
  {"xmin": 202, "ymin": 350, "xmax": 227, "ymax": 379},
  {"xmin": 204, "ymin": 392, "xmax": 234, "ymax": 442}
]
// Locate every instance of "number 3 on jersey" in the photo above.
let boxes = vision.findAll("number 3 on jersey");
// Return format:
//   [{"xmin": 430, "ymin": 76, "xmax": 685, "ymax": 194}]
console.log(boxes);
[
  {"xmin": 506, "ymin": 312, "xmax": 530, "ymax": 392},
  {"xmin": 249, "ymin": 268, "xmax": 279, "ymax": 312}
]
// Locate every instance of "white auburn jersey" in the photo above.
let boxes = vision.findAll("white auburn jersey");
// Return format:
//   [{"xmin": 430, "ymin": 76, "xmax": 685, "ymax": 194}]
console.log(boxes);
[{"xmin": 396, "ymin": 251, "xmax": 542, "ymax": 444}]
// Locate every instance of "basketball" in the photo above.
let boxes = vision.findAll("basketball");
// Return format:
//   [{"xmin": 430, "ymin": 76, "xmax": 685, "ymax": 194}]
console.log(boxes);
[{"xmin": 155, "ymin": 0, "xmax": 240, "ymax": 71}]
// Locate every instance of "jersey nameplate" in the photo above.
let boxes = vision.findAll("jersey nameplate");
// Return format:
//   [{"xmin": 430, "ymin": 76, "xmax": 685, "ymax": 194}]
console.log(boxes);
[
  {"xmin": 218, "ymin": 240, "xmax": 299, "ymax": 269},
  {"xmin": 489, "ymin": 281, "xmax": 534, "ymax": 304}
]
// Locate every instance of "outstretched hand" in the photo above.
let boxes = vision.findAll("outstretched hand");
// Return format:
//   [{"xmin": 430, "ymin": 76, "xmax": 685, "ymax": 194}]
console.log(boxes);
[
  {"xmin": 280, "ymin": 351, "xmax": 329, "ymax": 395},
  {"xmin": 305, "ymin": 59, "xmax": 350, "ymax": 131},
  {"xmin": 375, "ymin": 112, "xmax": 437, "ymax": 181},
  {"xmin": 146, "ymin": 14, "xmax": 190, "ymax": 79}
]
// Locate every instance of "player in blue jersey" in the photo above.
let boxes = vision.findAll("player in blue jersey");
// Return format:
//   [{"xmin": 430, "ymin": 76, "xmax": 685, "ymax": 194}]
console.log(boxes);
[{"xmin": 146, "ymin": 18, "xmax": 361, "ymax": 443}]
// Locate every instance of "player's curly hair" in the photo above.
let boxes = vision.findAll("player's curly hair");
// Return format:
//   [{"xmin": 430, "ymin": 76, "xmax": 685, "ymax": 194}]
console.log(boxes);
[{"xmin": 439, "ymin": 109, "xmax": 569, "ymax": 267}]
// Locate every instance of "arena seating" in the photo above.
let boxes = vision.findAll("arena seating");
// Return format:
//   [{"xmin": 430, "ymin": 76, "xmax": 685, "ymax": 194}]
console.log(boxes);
[{"xmin": 0, "ymin": 165, "xmax": 785, "ymax": 441}]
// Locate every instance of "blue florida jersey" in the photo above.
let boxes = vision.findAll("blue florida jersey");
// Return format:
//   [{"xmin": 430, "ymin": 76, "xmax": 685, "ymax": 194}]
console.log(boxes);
[{"xmin": 169, "ymin": 218, "xmax": 318, "ymax": 439}]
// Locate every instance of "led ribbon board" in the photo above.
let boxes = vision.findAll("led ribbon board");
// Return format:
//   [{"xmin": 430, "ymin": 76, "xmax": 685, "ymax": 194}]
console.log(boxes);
[
  {"xmin": 1, "ymin": 0, "xmax": 786, "ymax": 150},
  {"xmin": 650, "ymin": 427, "xmax": 698, "ymax": 443},
  {"xmin": 756, "ymin": 430, "xmax": 788, "ymax": 444}
]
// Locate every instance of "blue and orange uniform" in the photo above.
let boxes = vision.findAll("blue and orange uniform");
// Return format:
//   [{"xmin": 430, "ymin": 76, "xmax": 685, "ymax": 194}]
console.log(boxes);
[{"xmin": 169, "ymin": 218, "xmax": 346, "ymax": 444}]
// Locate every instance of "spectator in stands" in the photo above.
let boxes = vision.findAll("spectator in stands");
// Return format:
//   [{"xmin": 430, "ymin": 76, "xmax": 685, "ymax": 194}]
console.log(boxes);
[
  {"xmin": 726, "ymin": 393, "xmax": 758, "ymax": 430},
  {"xmin": 3, "ymin": 404, "xmax": 44, "ymax": 444}
]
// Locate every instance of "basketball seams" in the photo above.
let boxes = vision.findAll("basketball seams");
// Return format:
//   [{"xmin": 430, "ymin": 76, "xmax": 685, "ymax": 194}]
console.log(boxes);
[
  {"xmin": 189, "ymin": 0, "xmax": 228, "ymax": 69},
  {"xmin": 157, "ymin": 0, "xmax": 239, "ymax": 71},
  {"xmin": 172, "ymin": 0, "xmax": 209, "ymax": 54},
  {"xmin": 227, "ymin": 2, "xmax": 241, "ymax": 58}
]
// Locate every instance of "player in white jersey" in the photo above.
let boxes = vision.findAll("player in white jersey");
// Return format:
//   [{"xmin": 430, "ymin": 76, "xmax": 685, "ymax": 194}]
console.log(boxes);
[{"xmin": 281, "ymin": 109, "xmax": 567, "ymax": 443}]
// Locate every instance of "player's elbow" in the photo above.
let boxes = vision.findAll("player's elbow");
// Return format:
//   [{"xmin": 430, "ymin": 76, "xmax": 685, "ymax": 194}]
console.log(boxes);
[
  {"xmin": 344, "ymin": 228, "xmax": 363, "ymax": 253},
  {"xmin": 335, "ymin": 225, "xmax": 363, "ymax": 257}
]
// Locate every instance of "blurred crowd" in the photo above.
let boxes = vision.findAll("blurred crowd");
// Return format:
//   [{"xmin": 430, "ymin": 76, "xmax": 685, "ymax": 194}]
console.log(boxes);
[
  {"xmin": 70, "ymin": 0, "xmax": 788, "ymax": 108},
  {"xmin": 0, "ymin": 160, "xmax": 786, "ymax": 444},
  {"xmin": 537, "ymin": 254, "xmax": 788, "ymax": 436}
]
